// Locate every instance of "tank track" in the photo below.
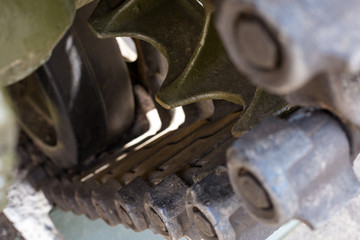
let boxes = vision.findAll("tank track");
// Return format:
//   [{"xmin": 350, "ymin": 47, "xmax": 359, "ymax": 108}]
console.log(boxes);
[{"xmin": 20, "ymin": 106, "xmax": 278, "ymax": 240}]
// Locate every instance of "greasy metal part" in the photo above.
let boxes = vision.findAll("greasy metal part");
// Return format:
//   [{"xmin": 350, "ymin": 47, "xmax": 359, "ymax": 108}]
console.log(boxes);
[
  {"xmin": 23, "ymin": 108, "xmax": 240, "ymax": 239},
  {"xmin": 89, "ymin": 0, "xmax": 286, "ymax": 136},
  {"xmin": 144, "ymin": 175, "xmax": 188, "ymax": 239},
  {"xmin": 80, "ymin": 113, "xmax": 237, "ymax": 233},
  {"xmin": 10, "ymin": 2, "xmax": 292, "ymax": 236},
  {"xmin": 122, "ymin": 114, "xmax": 237, "ymax": 238},
  {"xmin": 95, "ymin": 113, "xmax": 237, "ymax": 187},
  {"xmin": 67, "ymin": 111, "xmax": 236, "ymax": 238},
  {"xmin": 26, "ymin": 167, "xmax": 48, "ymax": 192},
  {"xmin": 42, "ymin": 179, "xmax": 62, "ymax": 207},
  {"xmin": 61, "ymin": 180, "xmax": 84, "ymax": 215},
  {"xmin": 181, "ymin": 138, "xmax": 233, "ymax": 185},
  {"xmin": 187, "ymin": 167, "xmax": 237, "ymax": 239},
  {"xmin": 92, "ymin": 179, "xmax": 122, "ymax": 226},
  {"xmin": 97, "ymin": 120, "xmax": 206, "ymax": 184},
  {"xmin": 75, "ymin": 179, "xmax": 101, "ymax": 220},
  {"xmin": 46, "ymin": 175, "xmax": 81, "ymax": 212},
  {"xmin": 216, "ymin": 0, "xmax": 360, "ymax": 139},
  {"xmin": 186, "ymin": 166, "xmax": 275, "ymax": 240},
  {"xmin": 15, "ymin": 59, "xmax": 238, "ymax": 239},
  {"xmin": 0, "ymin": 0, "xmax": 75, "ymax": 85},
  {"xmin": 12, "ymin": 1, "xmax": 360, "ymax": 240},
  {"xmin": 227, "ymin": 109, "xmax": 360, "ymax": 228},
  {"xmin": 149, "ymin": 117, "xmax": 235, "ymax": 186},
  {"xmin": 115, "ymin": 177, "xmax": 151, "ymax": 232},
  {"xmin": 78, "ymin": 118, "xmax": 205, "ymax": 188},
  {"xmin": 50, "ymin": 180, "xmax": 73, "ymax": 212},
  {"xmin": 7, "ymin": 2, "xmax": 135, "ymax": 168},
  {"xmin": 114, "ymin": 113, "xmax": 238, "ymax": 186}
]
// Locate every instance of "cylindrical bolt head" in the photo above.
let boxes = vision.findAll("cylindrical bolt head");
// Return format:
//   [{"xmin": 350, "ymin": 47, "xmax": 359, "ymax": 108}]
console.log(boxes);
[
  {"xmin": 216, "ymin": 2, "xmax": 310, "ymax": 94},
  {"xmin": 144, "ymin": 175, "xmax": 187, "ymax": 239},
  {"xmin": 193, "ymin": 208, "xmax": 217, "ymax": 238},
  {"xmin": 115, "ymin": 177, "xmax": 151, "ymax": 232},
  {"xmin": 237, "ymin": 15, "xmax": 280, "ymax": 71},
  {"xmin": 118, "ymin": 205, "xmax": 134, "ymax": 226},
  {"xmin": 148, "ymin": 207, "xmax": 168, "ymax": 234},
  {"xmin": 237, "ymin": 170, "xmax": 272, "ymax": 210}
]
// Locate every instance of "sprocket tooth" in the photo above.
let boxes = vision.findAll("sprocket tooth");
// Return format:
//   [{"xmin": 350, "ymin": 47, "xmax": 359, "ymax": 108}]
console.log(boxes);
[
  {"xmin": 156, "ymin": 4, "xmax": 256, "ymax": 109},
  {"xmin": 89, "ymin": 0, "xmax": 205, "ymax": 87},
  {"xmin": 231, "ymin": 88, "xmax": 288, "ymax": 137},
  {"xmin": 90, "ymin": 0, "xmax": 288, "ymax": 135}
]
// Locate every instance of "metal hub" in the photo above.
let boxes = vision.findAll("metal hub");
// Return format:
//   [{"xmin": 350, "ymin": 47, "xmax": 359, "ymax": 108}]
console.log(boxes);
[
  {"xmin": 237, "ymin": 15, "xmax": 280, "ymax": 71},
  {"xmin": 118, "ymin": 206, "xmax": 133, "ymax": 227},
  {"xmin": 148, "ymin": 207, "xmax": 168, "ymax": 234},
  {"xmin": 237, "ymin": 170, "xmax": 272, "ymax": 210},
  {"xmin": 193, "ymin": 208, "xmax": 216, "ymax": 238}
]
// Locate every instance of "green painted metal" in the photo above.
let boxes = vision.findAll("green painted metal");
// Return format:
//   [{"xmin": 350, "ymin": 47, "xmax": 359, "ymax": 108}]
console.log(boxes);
[
  {"xmin": 74, "ymin": 0, "xmax": 94, "ymax": 9},
  {"xmin": 0, "ymin": 90, "xmax": 17, "ymax": 210},
  {"xmin": 89, "ymin": 0, "xmax": 286, "ymax": 135},
  {"xmin": 231, "ymin": 88, "xmax": 288, "ymax": 137},
  {"xmin": 90, "ymin": 0, "xmax": 205, "ymax": 93},
  {"xmin": 0, "ymin": 0, "xmax": 75, "ymax": 85}
]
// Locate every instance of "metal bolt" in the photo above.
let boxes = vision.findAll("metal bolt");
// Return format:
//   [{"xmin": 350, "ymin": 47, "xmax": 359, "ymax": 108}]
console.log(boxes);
[
  {"xmin": 118, "ymin": 206, "xmax": 133, "ymax": 226},
  {"xmin": 237, "ymin": 171, "xmax": 272, "ymax": 209},
  {"xmin": 237, "ymin": 15, "xmax": 279, "ymax": 71},
  {"xmin": 148, "ymin": 207, "xmax": 168, "ymax": 234},
  {"xmin": 193, "ymin": 208, "xmax": 216, "ymax": 238}
]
